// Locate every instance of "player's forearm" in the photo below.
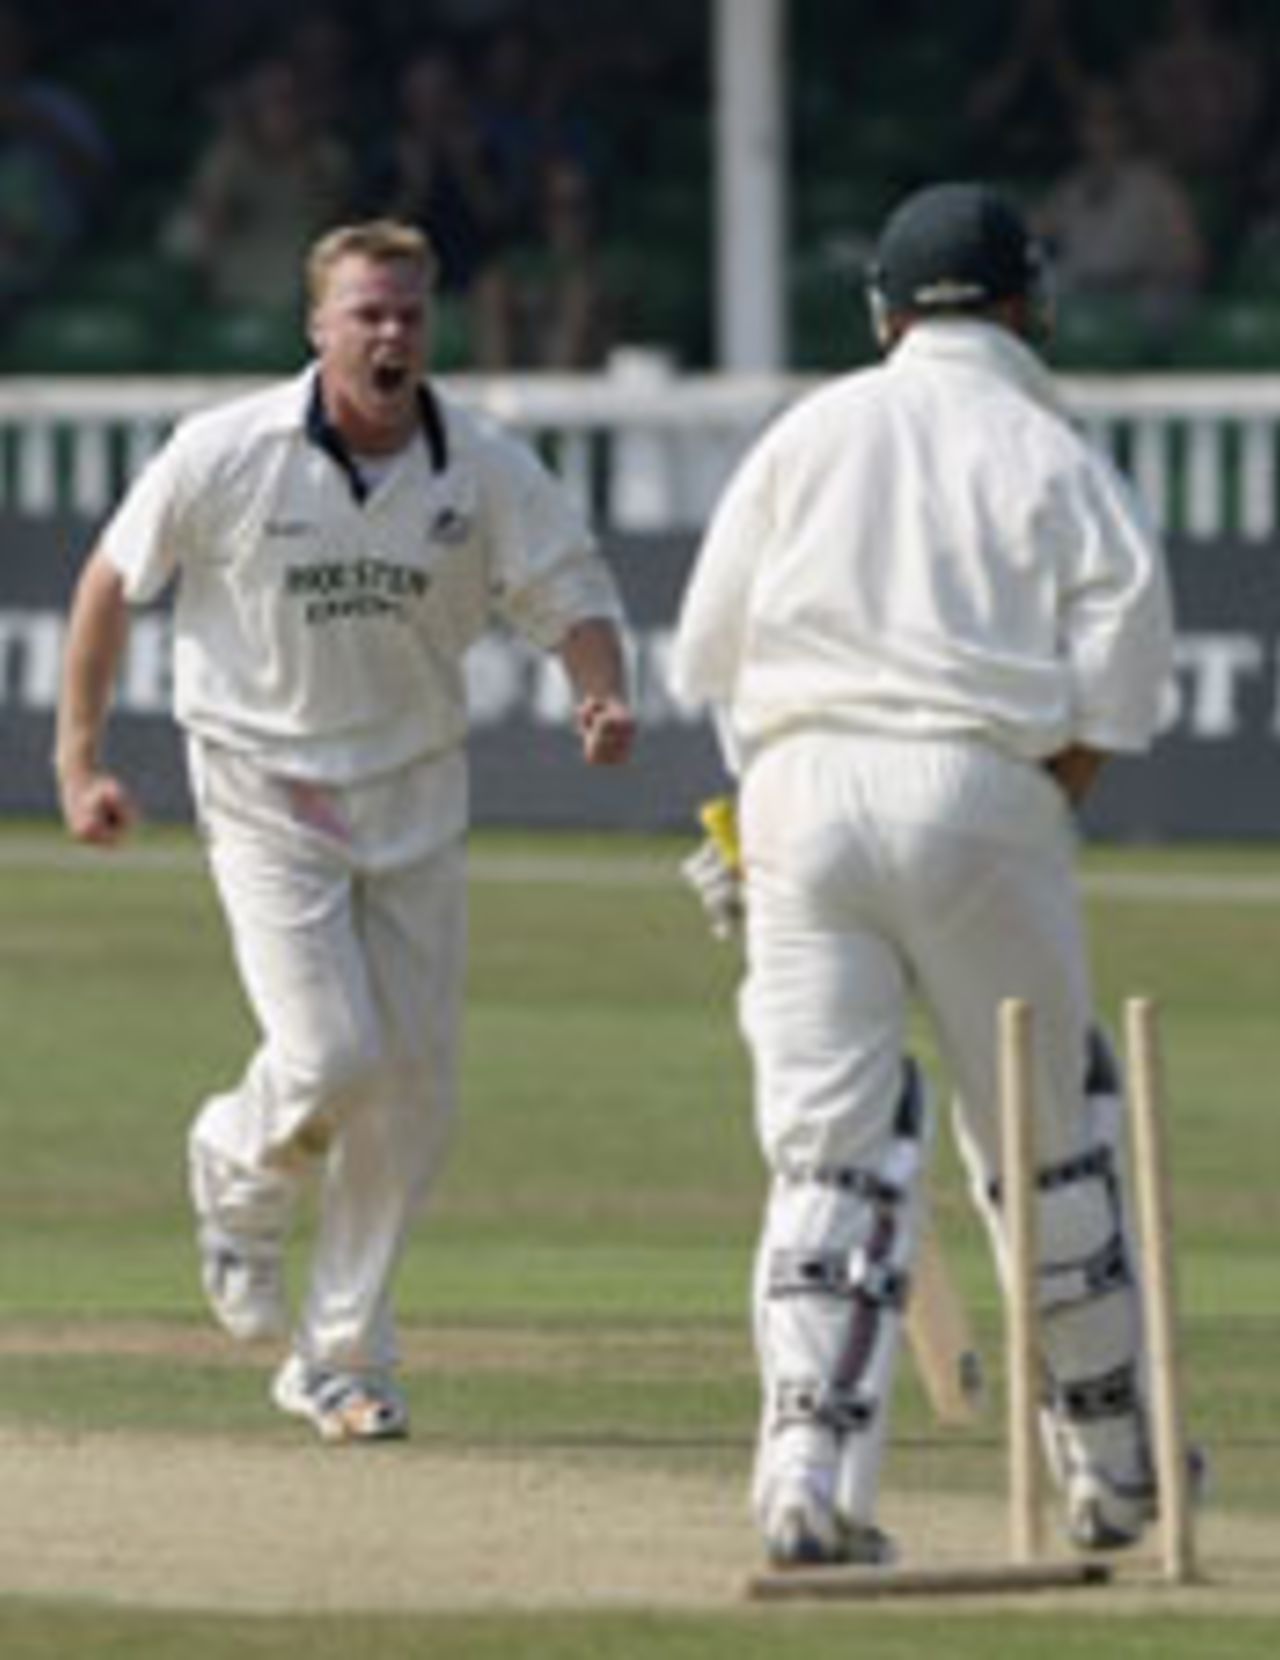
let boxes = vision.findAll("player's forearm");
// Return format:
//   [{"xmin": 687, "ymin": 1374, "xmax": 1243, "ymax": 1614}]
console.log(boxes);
[
  {"xmin": 558, "ymin": 617, "xmax": 635, "ymax": 766},
  {"xmin": 558, "ymin": 616, "xmax": 628, "ymax": 703},
  {"xmin": 54, "ymin": 550, "xmax": 130, "ymax": 786}
]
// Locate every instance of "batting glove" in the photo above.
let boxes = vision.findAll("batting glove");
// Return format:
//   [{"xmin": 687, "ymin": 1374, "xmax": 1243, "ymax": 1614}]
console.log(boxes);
[{"xmin": 680, "ymin": 796, "xmax": 745, "ymax": 943}]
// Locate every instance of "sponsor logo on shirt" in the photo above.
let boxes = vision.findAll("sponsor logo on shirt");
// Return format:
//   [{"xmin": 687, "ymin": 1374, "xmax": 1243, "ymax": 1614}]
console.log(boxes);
[{"xmin": 285, "ymin": 558, "xmax": 431, "ymax": 624}]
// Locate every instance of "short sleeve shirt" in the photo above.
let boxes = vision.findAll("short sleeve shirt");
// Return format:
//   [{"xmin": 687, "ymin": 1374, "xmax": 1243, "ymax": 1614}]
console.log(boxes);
[{"xmin": 102, "ymin": 371, "xmax": 623, "ymax": 783}]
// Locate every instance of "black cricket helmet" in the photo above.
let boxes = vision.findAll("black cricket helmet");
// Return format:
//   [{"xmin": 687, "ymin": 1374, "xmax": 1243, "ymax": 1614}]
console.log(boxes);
[{"xmin": 865, "ymin": 180, "xmax": 1050, "ymax": 347}]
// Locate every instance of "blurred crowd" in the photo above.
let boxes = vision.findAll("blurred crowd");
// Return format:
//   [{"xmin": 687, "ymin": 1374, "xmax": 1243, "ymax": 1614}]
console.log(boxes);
[
  {"xmin": 0, "ymin": 3, "xmax": 111, "ymax": 319},
  {"xmin": 5, "ymin": 0, "xmax": 1280, "ymax": 372},
  {"xmin": 157, "ymin": 11, "xmax": 638, "ymax": 369},
  {"xmin": 0, "ymin": 0, "xmax": 677, "ymax": 371},
  {"xmin": 962, "ymin": 0, "xmax": 1271, "ymax": 360}
]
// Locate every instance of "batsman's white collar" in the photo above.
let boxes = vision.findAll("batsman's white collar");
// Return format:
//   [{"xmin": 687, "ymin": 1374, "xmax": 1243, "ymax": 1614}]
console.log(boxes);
[{"xmin": 892, "ymin": 319, "xmax": 1067, "ymax": 422}]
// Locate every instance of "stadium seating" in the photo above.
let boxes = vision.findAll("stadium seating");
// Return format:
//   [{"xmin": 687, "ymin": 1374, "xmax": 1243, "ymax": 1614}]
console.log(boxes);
[
  {"xmin": 3, "ymin": 9, "xmax": 1276, "ymax": 377},
  {"xmin": 0, "ymin": 298, "xmax": 159, "ymax": 375}
]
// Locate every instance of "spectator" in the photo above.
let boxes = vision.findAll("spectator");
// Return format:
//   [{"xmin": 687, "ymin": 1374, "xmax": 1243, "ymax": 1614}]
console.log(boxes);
[
  {"xmin": 1229, "ymin": 143, "xmax": 1280, "ymax": 291},
  {"xmin": 163, "ymin": 55, "xmax": 353, "ymax": 316},
  {"xmin": 1034, "ymin": 83, "xmax": 1206, "ymax": 351},
  {"xmin": 0, "ymin": 3, "xmax": 110, "ymax": 315},
  {"xmin": 1127, "ymin": 0, "xmax": 1263, "ymax": 190},
  {"xmin": 505, "ymin": 153, "xmax": 617, "ymax": 368},
  {"xmin": 170, "ymin": 1, "xmax": 296, "ymax": 94},
  {"xmin": 963, "ymin": 0, "xmax": 1091, "ymax": 182},
  {"xmin": 361, "ymin": 46, "xmax": 513, "ymax": 368},
  {"xmin": 283, "ymin": 10, "xmax": 364, "ymax": 144},
  {"xmin": 472, "ymin": 20, "xmax": 597, "ymax": 241}
]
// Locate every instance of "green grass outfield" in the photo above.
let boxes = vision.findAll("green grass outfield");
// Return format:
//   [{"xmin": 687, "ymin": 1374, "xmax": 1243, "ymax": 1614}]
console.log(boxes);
[{"xmin": 1, "ymin": 824, "xmax": 1277, "ymax": 1657}]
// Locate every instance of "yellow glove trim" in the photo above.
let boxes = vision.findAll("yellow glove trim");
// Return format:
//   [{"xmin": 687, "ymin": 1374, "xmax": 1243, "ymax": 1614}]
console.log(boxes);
[{"xmin": 697, "ymin": 796, "xmax": 741, "ymax": 874}]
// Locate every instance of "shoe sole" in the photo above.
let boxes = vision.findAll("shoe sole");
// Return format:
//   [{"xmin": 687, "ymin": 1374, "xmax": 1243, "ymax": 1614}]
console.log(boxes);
[
  {"xmin": 1069, "ymin": 1496, "xmax": 1143, "ymax": 1552},
  {"xmin": 1068, "ymin": 1444, "xmax": 1208, "ymax": 1553},
  {"xmin": 272, "ymin": 1374, "xmax": 409, "ymax": 1444}
]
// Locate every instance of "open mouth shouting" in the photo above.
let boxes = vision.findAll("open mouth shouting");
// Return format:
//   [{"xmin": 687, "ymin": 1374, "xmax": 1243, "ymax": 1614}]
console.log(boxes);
[{"xmin": 371, "ymin": 359, "xmax": 411, "ymax": 396}]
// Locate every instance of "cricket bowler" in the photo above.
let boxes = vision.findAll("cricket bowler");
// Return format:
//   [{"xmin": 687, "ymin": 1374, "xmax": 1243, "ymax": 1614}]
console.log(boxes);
[{"xmin": 55, "ymin": 219, "xmax": 635, "ymax": 1442}]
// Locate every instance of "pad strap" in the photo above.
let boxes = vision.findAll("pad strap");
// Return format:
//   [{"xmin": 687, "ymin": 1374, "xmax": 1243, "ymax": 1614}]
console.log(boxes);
[
  {"xmin": 775, "ymin": 1377, "xmax": 875, "ymax": 1434},
  {"xmin": 1052, "ymin": 1361, "xmax": 1142, "ymax": 1423},
  {"xmin": 769, "ymin": 1249, "xmax": 909, "ymax": 1310},
  {"xmin": 766, "ymin": 1061, "xmax": 927, "ymax": 1439}
]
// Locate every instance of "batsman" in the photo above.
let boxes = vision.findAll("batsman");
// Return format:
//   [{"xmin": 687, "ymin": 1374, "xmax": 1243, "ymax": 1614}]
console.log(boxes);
[{"xmin": 672, "ymin": 182, "xmax": 1177, "ymax": 1568}]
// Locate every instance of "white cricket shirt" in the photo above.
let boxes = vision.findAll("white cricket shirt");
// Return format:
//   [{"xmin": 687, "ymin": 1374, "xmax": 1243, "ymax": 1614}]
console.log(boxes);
[
  {"xmin": 102, "ymin": 370, "xmax": 622, "ymax": 785},
  {"xmin": 672, "ymin": 320, "xmax": 1173, "ymax": 773}
]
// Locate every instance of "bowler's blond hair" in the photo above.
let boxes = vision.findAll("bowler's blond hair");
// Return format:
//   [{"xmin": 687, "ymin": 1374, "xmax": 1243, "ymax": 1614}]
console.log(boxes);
[{"xmin": 306, "ymin": 220, "xmax": 440, "ymax": 308}]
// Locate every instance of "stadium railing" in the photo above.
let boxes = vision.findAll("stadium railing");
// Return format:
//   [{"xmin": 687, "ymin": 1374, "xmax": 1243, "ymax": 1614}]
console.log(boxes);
[{"xmin": 3, "ymin": 348, "xmax": 1280, "ymax": 540}]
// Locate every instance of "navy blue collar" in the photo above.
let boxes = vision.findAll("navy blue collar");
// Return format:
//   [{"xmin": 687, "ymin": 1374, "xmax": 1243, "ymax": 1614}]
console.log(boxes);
[{"xmin": 305, "ymin": 374, "xmax": 448, "ymax": 501}]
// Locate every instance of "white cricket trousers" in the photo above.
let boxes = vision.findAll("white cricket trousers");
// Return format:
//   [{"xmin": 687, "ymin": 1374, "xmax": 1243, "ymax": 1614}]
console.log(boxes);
[
  {"xmin": 186, "ymin": 741, "xmax": 467, "ymax": 1376},
  {"xmin": 740, "ymin": 730, "xmax": 1093, "ymax": 1177},
  {"xmin": 739, "ymin": 730, "xmax": 1106, "ymax": 1526}
]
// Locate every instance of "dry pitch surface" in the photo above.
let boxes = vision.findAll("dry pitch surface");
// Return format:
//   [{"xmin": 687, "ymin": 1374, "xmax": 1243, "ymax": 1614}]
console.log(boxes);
[{"xmin": 0, "ymin": 1324, "xmax": 1275, "ymax": 1617}]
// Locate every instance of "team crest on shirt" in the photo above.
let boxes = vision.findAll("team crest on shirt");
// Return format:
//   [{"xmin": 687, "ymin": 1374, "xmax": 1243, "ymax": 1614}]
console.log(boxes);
[{"xmin": 428, "ymin": 505, "xmax": 471, "ymax": 545}]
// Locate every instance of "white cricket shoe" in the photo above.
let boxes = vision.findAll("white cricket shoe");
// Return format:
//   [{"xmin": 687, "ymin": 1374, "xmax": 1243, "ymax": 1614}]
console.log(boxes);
[
  {"xmin": 198, "ymin": 1230, "xmax": 286, "ymax": 1343},
  {"xmin": 271, "ymin": 1354, "xmax": 410, "ymax": 1444},
  {"xmin": 763, "ymin": 1487, "xmax": 897, "ymax": 1569},
  {"xmin": 1067, "ymin": 1445, "xmax": 1207, "ymax": 1553},
  {"xmin": 1066, "ymin": 1467, "xmax": 1152, "ymax": 1551}
]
